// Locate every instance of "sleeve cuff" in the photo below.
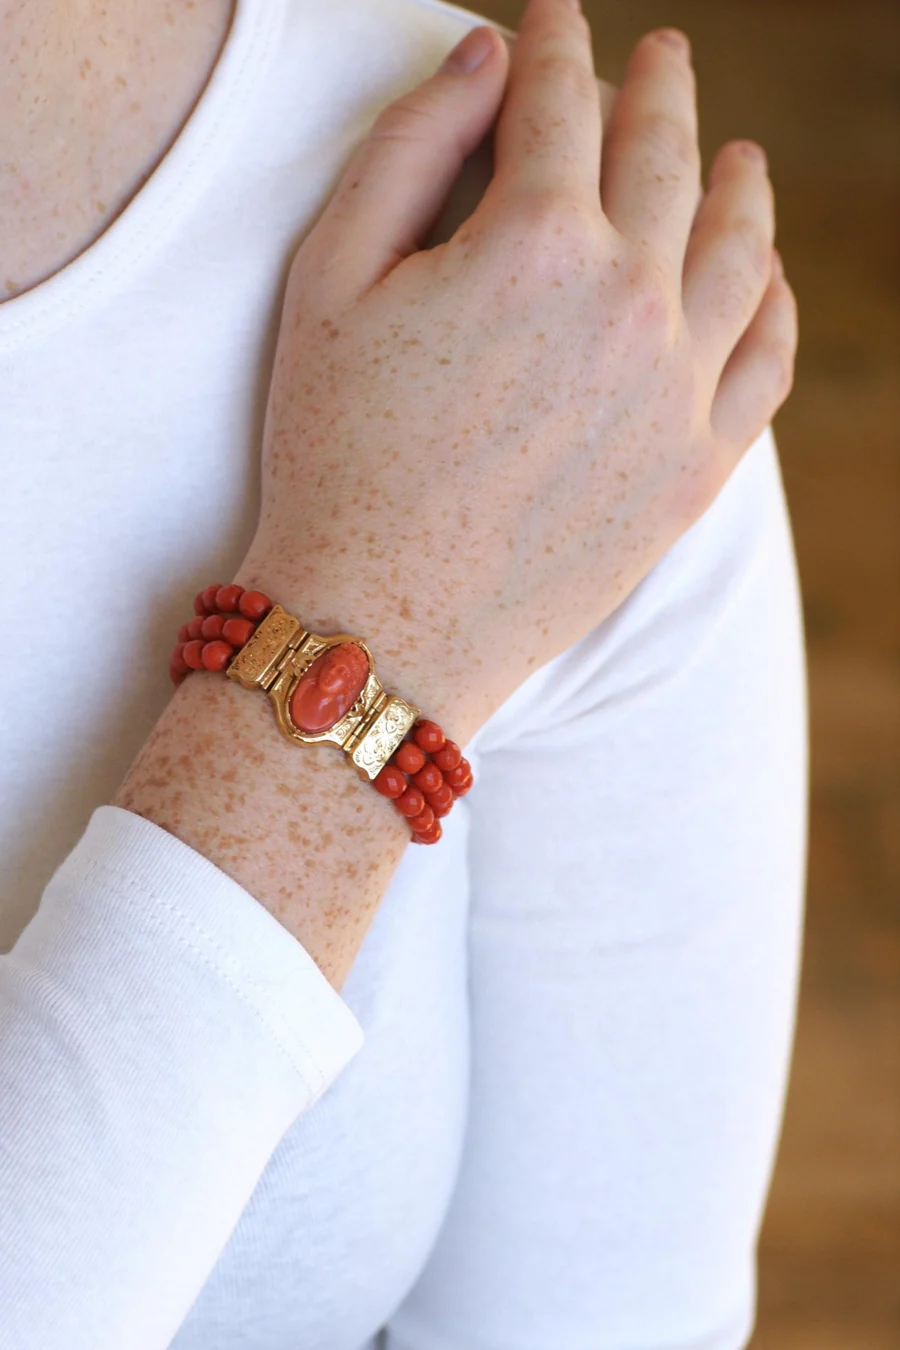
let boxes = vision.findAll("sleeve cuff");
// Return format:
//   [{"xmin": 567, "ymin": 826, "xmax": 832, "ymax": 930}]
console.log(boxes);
[{"xmin": 41, "ymin": 804, "xmax": 366, "ymax": 1100}]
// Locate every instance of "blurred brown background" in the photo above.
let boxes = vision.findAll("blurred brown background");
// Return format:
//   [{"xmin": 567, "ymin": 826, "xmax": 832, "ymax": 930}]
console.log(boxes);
[{"xmin": 478, "ymin": 0, "xmax": 900, "ymax": 1343}]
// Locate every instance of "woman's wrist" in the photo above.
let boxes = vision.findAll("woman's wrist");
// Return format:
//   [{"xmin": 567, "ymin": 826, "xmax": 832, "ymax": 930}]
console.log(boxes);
[
  {"xmin": 111, "ymin": 661, "xmax": 413, "ymax": 991},
  {"xmin": 231, "ymin": 551, "xmax": 492, "ymax": 751},
  {"xmin": 110, "ymin": 564, "xmax": 482, "ymax": 990}
]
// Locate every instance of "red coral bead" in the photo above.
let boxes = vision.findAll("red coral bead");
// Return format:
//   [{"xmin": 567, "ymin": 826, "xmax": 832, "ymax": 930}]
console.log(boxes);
[
  {"xmin": 425, "ymin": 782, "xmax": 454, "ymax": 812},
  {"xmin": 238, "ymin": 590, "xmax": 273, "ymax": 621},
  {"xmin": 169, "ymin": 661, "xmax": 188, "ymax": 686},
  {"xmin": 395, "ymin": 786, "xmax": 426, "ymax": 818},
  {"xmin": 429, "ymin": 797, "xmax": 454, "ymax": 818},
  {"xmin": 215, "ymin": 584, "xmax": 245, "ymax": 613},
  {"xmin": 200, "ymin": 614, "xmax": 225, "ymax": 640},
  {"xmin": 193, "ymin": 593, "xmax": 207, "ymax": 617},
  {"xmin": 410, "ymin": 804, "xmax": 435, "ymax": 834},
  {"xmin": 413, "ymin": 762, "xmax": 443, "ymax": 794},
  {"xmin": 200, "ymin": 584, "xmax": 223, "ymax": 614},
  {"xmin": 374, "ymin": 765, "xmax": 407, "ymax": 799},
  {"xmin": 201, "ymin": 640, "xmax": 235, "ymax": 672},
  {"xmin": 413, "ymin": 720, "xmax": 445, "ymax": 754},
  {"xmin": 178, "ymin": 622, "xmax": 191, "ymax": 643},
  {"xmin": 187, "ymin": 616, "xmax": 205, "ymax": 641},
  {"xmin": 183, "ymin": 639, "xmax": 206, "ymax": 670},
  {"xmin": 412, "ymin": 820, "xmax": 442, "ymax": 845},
  {"xmin": 171, "ymin": 642, "xmax": 189, "ymax": 675},
  {"xmin": 393, "ymin": 740, "xmax": 427, "ymax": 776},
  {"xmin": 222, "ymin": 617, "xmax": 256, "ymax": 648},
  {"xmin": 433, "ymin": 740, "xmax": 461, "ymax": 771},
  {"xmin": 444, "ymin": 760, "xmax": 471, "ymax": 789},
  {"xmin": 452, "ymin": 772, "xmax": 474, "ymax": 797}
]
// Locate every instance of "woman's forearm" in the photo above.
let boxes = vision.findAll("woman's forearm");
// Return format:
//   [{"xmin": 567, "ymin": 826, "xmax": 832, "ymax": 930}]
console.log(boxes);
[{"xmin": 110, "ymin": 572, "xmax": 481, "ymax": 992}]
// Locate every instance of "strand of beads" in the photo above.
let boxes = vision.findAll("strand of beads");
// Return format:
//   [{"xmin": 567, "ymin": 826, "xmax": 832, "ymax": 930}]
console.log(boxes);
[
  {"xmin": 169, "ymin": 584, "xmax": 273, "ymax": 685},
  {"xmin": 373, "ymin": 719, "xmax": 473, "ymax": 845}
]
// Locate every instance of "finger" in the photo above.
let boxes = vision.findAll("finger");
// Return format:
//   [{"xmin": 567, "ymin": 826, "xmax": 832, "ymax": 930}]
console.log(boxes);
[
  {"xmin": 682, "ymin": 140, "xmax": 775, "ymax": 376},
  {"xmin": 487, "ymin": 0, "xmax": 602, "ymax": 209},
  {"xmin": 710, "ymin": 250, "xmax": 798, "ymax": 448},
  {"xmin": 599, "ymin": 29, "xmax": 701, "ymax": 280},
  {"xmin": 300, "ymin": 26, "xmax": 509, "ymax": 300}
]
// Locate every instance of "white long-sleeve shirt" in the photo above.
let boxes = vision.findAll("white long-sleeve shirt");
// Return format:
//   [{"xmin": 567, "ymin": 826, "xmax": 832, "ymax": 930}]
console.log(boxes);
[{"xmin": 0, "ymin": 1, "xmax": 809, "ymax": 1347}]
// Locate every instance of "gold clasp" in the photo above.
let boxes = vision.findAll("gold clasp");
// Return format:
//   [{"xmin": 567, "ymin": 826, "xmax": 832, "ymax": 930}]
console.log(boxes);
[{"xmin": 226, "ymin": 605, "xmax": 419, "ymax": 781}]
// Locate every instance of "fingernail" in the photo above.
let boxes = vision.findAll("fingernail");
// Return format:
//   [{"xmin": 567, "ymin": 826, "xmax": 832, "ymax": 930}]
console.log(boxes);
[
  {"xmin": 654, "ymin": 28, "xmax": 691, "ymax": 57},
  {"xmin": 440, "ymin": 26, "xmax": 495, "ymax": 74}
]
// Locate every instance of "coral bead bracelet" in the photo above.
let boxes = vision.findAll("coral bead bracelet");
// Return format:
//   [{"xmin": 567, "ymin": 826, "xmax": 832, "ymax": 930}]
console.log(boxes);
[{"xmin": 169, "ymin": 584, "xmax": 472, "ymax": 845}]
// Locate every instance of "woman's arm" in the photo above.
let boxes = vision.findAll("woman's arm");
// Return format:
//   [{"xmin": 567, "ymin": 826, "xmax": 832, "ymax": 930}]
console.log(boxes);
[
  {"xmin": 384, "ymin": 424, "xmax": 809, "ymax": 1348},
  {"xmin": 110, "ymin": 592, "xmax": 480, "ymax": 992},
  {"xmin": 2, "ymin": 0, "xmax": 796, "ymax": 1343},
  {"xmin": 0, "ymin": 800, "xmax": 364, "ymax": 1350},
  {"xmin": 111, "ymin": 0, "xmax": 794, "ymax": 1007}
]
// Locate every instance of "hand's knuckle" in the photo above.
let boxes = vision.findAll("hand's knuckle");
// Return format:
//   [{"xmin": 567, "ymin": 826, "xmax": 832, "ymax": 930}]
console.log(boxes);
[
  {"xmin": 779, "ymin": 276, "xmax": 799, "ymax": 327},
  {"xmin": 629, "ymin": 257, "xmax": 677, "ymax": 333},
  {"xmin": 531, "ymin": 51, "xmax": 599, "ymax": 105},
  {"xmin": 730, "ymin": 215, "xmax": 773, "ymax": 281},
  {"xmin": 370, "ymin": 97, "xmax": 437, "ymax": 142},
  {"xmin": 640, "ymin": 111, "xmax": 699, "ymax": 170},
  {"xmin": 555, "ymin": 6, "xmax": 592, "ymax": 40},
  {"xmin": 767, "ymin": 344, "xmax": 796, "ymax": 402},
  {"xmin": 513, "ymin": 191, "xmax": 597, "ymax": 251}
]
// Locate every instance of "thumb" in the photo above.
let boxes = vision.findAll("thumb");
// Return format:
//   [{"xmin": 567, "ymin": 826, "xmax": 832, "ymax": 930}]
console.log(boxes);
[{"xmin": 301, "ymin": 26, "xmax": 509, "ymax": 299}]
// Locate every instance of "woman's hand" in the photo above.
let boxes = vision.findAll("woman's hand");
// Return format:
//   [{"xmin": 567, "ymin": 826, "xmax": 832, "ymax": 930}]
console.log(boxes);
[{"xmin": 236, "ymin": 0, "xmax": 797, "ymax": 743}]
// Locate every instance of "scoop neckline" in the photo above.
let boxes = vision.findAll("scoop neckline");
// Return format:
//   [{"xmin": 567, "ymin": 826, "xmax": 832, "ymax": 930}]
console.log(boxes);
[
  {"xmin": 0, "ymin": 0, "xmax": 284, "ymax": 354},
  {"xmin": 0, "ymin": 0, "xmax": 513, "ymax": 356}
]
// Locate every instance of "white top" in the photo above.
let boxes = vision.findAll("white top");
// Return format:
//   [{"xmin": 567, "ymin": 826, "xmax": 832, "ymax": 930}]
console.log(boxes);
[{"xmin": 0, "ymin": 1, "xmax": 809, "ymax": 1347}]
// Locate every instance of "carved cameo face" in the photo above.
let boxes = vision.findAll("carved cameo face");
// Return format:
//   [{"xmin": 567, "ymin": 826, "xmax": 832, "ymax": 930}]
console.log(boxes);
[{"xmin": 289, "ymin": 642, "xmax": 369, "ymax": 734}]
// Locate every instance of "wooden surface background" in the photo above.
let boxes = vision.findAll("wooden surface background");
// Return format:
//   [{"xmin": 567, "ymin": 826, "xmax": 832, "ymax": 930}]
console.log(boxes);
[{"xmin": 474, "ymin": 0, "xmax": 900, "ymax": 1342}]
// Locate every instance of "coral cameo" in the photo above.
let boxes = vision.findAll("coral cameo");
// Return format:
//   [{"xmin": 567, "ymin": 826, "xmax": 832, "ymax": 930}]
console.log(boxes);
[{"xmin": 289, "ymin": 642, "xmax": 369, "ymax": 734}]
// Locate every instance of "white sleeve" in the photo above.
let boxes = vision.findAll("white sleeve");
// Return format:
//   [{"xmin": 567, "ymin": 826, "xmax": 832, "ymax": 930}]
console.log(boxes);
[
  {"xmin": 0, "ymin": 804, "xmax": 365, "ymax": 1350},
  {"xmin": 385, "ymin": 429, "xmax": 808, "ymax": 1349}
]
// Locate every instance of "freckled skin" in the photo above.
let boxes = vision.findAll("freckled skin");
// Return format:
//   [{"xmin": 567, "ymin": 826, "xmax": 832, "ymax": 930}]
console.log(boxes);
[
  {"xmin": 56, "ymin": 0, "xmax": 790, "ymax": 988},
  {"xmin": 0, "ymin": 1, "xmax": 235, "ymax": 298},
  {"xmin": 114, "ymin": 670, "xmax": 410, "ymax": 988},
  {"xmin": 235, "ymin": 28, "xmax": 789, "ymax": 837},
  {"xmin": 242, "ymin": 204, "xmax": 710, "ymax": 732}
]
